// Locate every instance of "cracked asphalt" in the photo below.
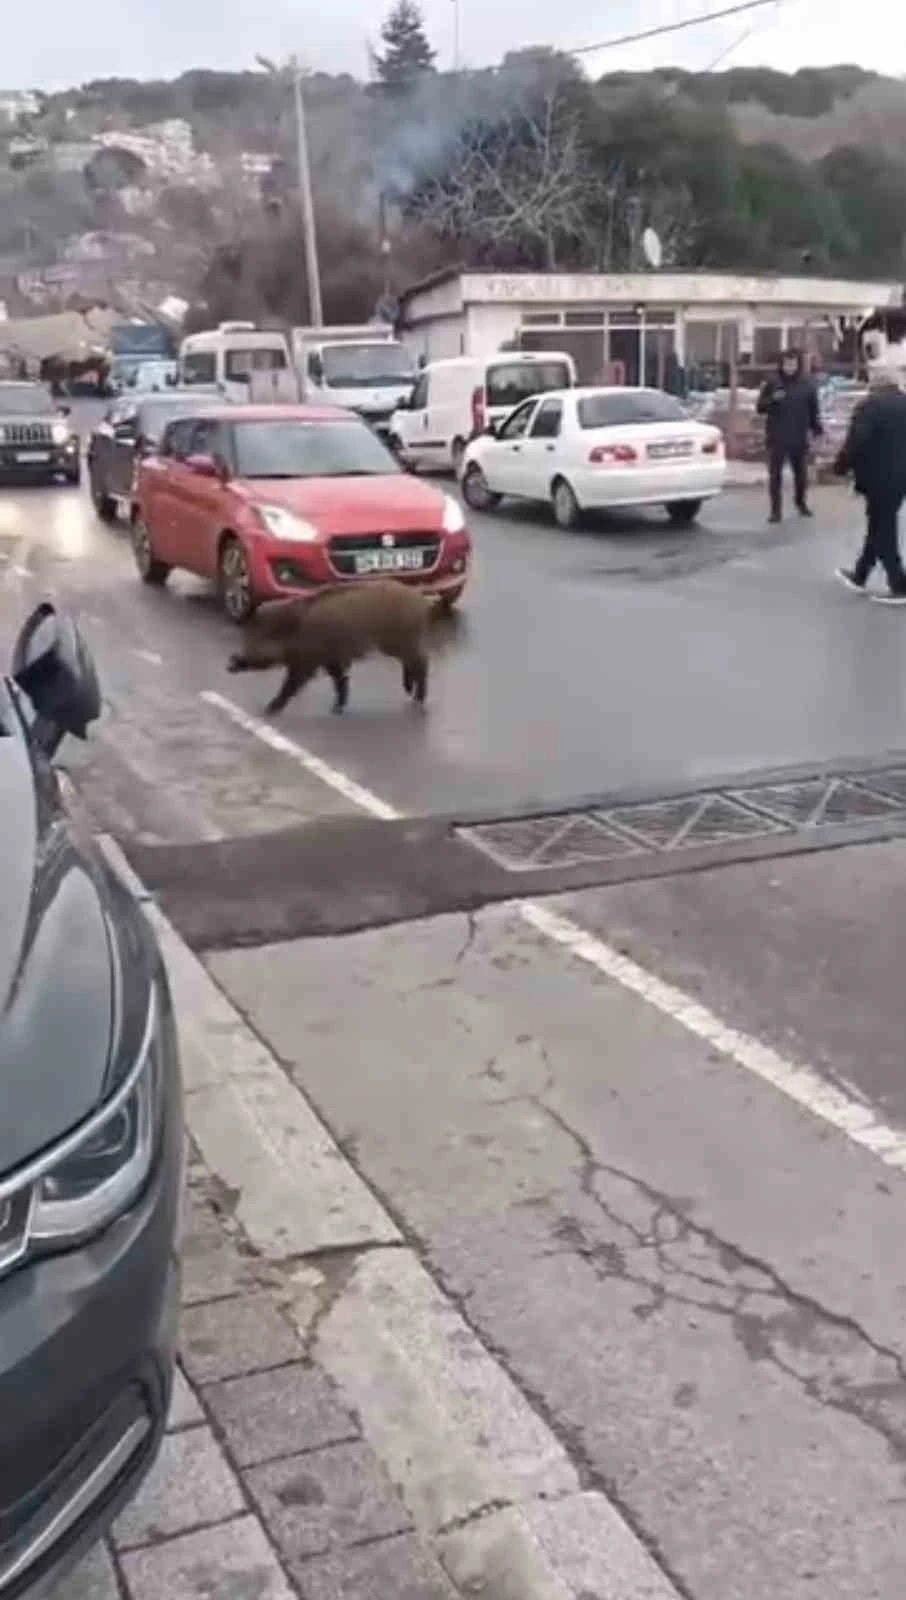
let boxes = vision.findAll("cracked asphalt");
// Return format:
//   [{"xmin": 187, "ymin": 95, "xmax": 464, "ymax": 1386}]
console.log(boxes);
[
  {"xmin": 211, "ymin": 907, "xmax": 906, "ymax": 1600},
  {"xmin": 5, "ymin": 451, "xmax": 906, "ymax": 1596}
]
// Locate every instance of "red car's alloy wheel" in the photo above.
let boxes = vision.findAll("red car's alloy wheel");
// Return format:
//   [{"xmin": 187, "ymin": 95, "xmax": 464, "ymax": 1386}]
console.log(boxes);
[{"xmin": 218, "ymin": 536, "xmax": 255, "ymax": 623}]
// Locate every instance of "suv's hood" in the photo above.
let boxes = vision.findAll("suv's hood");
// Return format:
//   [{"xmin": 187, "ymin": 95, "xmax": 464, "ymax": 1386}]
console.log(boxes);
[
  {"xmin": 0, "ymin": 413, "xmax": 56, "ymax": 427},
  {"xmin": 0, "ymin": 712, "xmax": 112, "ymax": 1176}
]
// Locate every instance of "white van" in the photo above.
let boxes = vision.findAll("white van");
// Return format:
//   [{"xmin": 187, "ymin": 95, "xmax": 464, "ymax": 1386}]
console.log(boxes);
[
  {"xmin": 178, "ymin": 323, "xmax": 294, "ymax": 403},
  {"xmin": 389, "ymin": 351, "xmax": 577, "ymax": 475}
]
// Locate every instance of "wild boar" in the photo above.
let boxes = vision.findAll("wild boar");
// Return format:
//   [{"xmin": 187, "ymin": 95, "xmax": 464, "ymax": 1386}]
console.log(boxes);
[{"xmin": 226, "ymin": 580, "xmax": 435, "ymax": 714}]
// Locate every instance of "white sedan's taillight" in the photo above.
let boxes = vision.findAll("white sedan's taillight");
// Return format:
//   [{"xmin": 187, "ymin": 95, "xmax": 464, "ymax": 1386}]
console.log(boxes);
[
  {"xmin": 588, "ymin": 443, "xmax": 638, "ymax": 465},
  {"xmin": 701, "ymin": 431, "xmax": 723, "ymax": 455}
]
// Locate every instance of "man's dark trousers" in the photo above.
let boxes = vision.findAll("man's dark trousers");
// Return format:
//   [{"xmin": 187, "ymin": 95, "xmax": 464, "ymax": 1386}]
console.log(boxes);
[
  {"xmin": 853, "ymin": 492, "xmax": 906, "ymax": 588},
  {"xmin": 768, "ymin": 443, "xmax": 808, "ymax": 517}
]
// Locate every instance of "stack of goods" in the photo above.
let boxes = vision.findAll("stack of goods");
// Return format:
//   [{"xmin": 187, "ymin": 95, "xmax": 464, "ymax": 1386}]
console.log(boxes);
[
  {"xmin": 686, "ymin": 388, "xmax": 763, "ymax": 461},
  {"xmin": 812, "ymin": 382, "xmax": 867, "ymax": 482}
]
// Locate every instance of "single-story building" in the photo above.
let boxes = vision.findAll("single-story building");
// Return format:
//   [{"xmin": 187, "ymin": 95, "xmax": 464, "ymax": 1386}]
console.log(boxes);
[{"xmin": 397, "ymin": 270, "xmax": 904, "ymax": 387}]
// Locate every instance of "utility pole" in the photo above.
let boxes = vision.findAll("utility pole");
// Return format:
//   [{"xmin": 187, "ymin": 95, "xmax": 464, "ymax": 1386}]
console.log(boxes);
[{"xmin": 256, "ymin": 53, "xmax": 323, "ymax": 327}]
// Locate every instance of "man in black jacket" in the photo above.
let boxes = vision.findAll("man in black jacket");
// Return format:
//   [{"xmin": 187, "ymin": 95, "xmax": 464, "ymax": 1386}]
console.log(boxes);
[
  {"xmin": 757, "ymin": 349, "xmax": 823, "ymax": 523},
  {"xmin": 833, "ymin": 369, "xmax": 906, "ymax": 603}
]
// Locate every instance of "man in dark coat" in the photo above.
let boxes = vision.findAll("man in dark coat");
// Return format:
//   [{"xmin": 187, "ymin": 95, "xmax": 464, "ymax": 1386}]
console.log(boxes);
[
  {"xmin": 833, "ymin": 368, "xmax": 906, "ymax": 603},
  {"xmin": 757, "ymin": 349, "xmax": 823, "ymax": 523}
]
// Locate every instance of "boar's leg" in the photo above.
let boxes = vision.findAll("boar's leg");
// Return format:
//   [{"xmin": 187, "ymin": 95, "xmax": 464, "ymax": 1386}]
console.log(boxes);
[
  {"xmin": 404, "ymin": 653, "xmax": 428, "ymax": 705},
  {"xmin": 265, "ymin": 662, "xmax": 314, "ymax": 715},
  {"xmin": 325, "ymin": 662, "xmax": 350, "ymax": 713}
]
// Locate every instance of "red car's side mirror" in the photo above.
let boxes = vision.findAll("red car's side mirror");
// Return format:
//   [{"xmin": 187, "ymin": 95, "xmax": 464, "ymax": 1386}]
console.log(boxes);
[{"xmin": 185, "ymin": 453, "xmax": 224, "ymax": 480}]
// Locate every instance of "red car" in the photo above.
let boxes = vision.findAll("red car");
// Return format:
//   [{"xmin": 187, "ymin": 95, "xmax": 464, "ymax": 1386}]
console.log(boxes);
[{"xmin": 132, "ymin": 404, "xmax": 472, "ymax": 621}]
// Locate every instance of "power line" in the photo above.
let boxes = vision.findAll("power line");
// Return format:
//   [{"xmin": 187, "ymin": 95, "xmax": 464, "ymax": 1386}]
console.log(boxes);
[{"xmin": 571, "ymin": 0, "xmax": 780, "ymax": 58}]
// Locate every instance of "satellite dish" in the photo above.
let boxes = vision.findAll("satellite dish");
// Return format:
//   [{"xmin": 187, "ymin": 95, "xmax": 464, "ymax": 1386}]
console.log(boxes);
[{"xmin": 642, "ymin": 227, "xmax": 662, "ymax": 269}]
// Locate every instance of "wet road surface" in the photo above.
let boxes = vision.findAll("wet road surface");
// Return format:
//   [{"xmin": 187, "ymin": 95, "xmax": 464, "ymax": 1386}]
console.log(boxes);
[
  {"xmin": 4, "ymin": 463, "xmax": 906, "ymax": 1599},
  {"xmin": 2, "ymin": 466, "xmax": 904, "ymax": 820}
]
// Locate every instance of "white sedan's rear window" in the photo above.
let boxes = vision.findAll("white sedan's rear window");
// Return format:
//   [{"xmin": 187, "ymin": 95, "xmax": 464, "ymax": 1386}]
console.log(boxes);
[{"xmin": 577, "ymin": 391, "xmax": 688, "ymax": 428}]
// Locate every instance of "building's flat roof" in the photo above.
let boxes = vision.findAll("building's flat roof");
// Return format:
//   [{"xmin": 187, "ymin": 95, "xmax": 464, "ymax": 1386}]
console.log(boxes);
[{"xmin": 400, "ymin": 267, "xmax": 903, "ymax": 311}]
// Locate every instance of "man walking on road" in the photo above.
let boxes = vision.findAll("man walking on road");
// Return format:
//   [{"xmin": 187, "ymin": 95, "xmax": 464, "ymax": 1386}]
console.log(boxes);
[
  {"xmin": 757, "ymin": 349, "xmax": 823, "ymax": 523},
  {"xmin": 833, "ymin": 366, "xmax": 906, "ymax": 603}
]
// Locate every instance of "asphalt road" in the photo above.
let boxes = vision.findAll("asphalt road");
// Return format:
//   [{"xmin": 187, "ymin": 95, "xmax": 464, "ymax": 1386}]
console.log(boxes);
[
  {"xmin": 4, "ymin": 459, "xmax": 906, "ymax": 818},
  {"xmin": 5, "ymin": 460, "xmax": 906, "ymax": 1599}
]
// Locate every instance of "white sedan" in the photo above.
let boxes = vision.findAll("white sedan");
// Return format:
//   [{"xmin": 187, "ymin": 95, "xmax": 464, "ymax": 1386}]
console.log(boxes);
[{"xmin": 460, "ymin": 386, "xmax": 727, "ymax": 528}]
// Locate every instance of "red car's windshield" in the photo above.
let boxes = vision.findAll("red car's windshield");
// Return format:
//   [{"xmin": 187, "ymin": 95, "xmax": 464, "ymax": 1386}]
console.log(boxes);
[{"xmin": 233, "ymin": 418, "xmax": 400, "ymax": 479}]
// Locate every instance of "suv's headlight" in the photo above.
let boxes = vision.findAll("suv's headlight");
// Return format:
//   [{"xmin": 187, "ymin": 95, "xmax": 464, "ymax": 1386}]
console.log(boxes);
[
  {"xmin": 0, "ymin": 988, "xmax": 164, "ymax": 1265},
  {"xmin": 51, "ymin": 421, "xmax": 71, "ymax": 446}
]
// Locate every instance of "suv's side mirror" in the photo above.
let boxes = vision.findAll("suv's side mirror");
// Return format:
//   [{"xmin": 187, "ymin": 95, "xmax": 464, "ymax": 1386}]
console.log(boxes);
[
  {"xmin": 11, "ymin": 602, "xmax": 101, "ymax": 757},
  {"xmin": 57, "ymin": 403, "xmax": 71, "ymax": 416},
  {"xmin": 114, "ymin": 420, "xmax": 136, "ymax": 442}
]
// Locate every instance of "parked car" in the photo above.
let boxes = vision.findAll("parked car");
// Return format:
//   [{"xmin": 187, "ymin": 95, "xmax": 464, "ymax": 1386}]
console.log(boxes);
[
  {"xmin": 126, "ymin": 360, "xmax": 180, "ymax": 394},
  {"xmin": 460, "ymin": 386, "xmax": 727, "ymax": 528},
  {"xmin": 132, "ymin": 403, "xmax": 473, "ymax": 621},
  {"xmin": 389, "ymin": 351, "xmax": 576, "ymax": 477},
  {"xmin": 0, "ymin": 601, "xmax": 183, "ymax": 1596},
  {"xmin": 87, "ymin": 390, "xmax": 226, "ymax": 523},
  {"xmin": 0, "ymin": 382, "xmax": 80, "ymax": 487}
]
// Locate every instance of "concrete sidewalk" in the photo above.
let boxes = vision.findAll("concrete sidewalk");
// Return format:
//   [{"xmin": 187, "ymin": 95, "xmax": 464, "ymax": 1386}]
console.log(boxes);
[
  {"xmin": 63, "ymin": 832, "xmax": 906, "ymax": 1600},
  {"xmin": 60, "ymin": 840, "xmax": 680, "ymax": 1600}
]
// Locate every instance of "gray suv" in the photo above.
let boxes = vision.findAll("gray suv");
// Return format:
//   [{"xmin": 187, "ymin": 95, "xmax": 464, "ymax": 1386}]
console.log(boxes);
[{"xmin": 0, "ymin": 384, "xmax": 80, "ymax": 486}]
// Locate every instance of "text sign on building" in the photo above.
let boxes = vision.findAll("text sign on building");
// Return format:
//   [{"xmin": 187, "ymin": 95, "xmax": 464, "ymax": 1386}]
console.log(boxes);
[{"xmin": 470, "ymin": 273, "xmax": 901, "ymax": 309}]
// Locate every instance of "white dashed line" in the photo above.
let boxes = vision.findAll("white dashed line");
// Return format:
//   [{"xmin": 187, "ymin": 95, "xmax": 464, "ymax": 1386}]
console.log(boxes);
[
  {"xmin": 200, "ymin": 690, "xmax": 400, "ymax": 821},
  {"xmin": 132, "ymin": 648, "xmax": 163, "ymax": 666},
  {"xmin": 203, "ymin": 684, "xmax": 906, "ymax": 1172}
]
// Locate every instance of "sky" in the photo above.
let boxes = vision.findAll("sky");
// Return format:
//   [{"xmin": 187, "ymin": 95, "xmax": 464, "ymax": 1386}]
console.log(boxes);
[{"xmin": 4, "ymin": 0, "xmax": 903, "ymax": 93}]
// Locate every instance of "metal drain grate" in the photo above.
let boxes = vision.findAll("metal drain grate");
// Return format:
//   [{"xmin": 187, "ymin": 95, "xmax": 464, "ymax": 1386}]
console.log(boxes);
[
  {"xmin": 732, "ymin": 777, "xmax": 903, "ymax": 828},
  {"xmin": 460, "ymin": 813, "xmax": 642, "ymax": 872},
  {"xmin": 600, "ymin": 793, "xmax": 784, "ymax": 851},
  {"xmin": 455, "ymin": 767, "xmax": 906, "ymax": 875}
]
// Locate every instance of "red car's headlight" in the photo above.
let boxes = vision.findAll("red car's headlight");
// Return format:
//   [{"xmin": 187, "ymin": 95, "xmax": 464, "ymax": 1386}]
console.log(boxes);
[
  {"xmin": 257, "ymin": 503, "xmax": 320, "ymax": 543},
  {"xmin": 441, "ymin": 494, "xmax": 466, "ymax": 535}
]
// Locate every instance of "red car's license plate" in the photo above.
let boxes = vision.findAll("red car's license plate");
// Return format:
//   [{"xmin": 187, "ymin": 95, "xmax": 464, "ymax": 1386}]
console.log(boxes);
[{"xmin": 354, "ymin": 549, "xmax": 424, "ymax": 573}]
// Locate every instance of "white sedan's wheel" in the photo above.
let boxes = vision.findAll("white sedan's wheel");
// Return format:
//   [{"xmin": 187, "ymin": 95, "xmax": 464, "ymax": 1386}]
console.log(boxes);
[
  {"xmin": 551, "ymin": 477, "xmax": 581, "ymax": 530},
  {"xmin": 666, "ymin": 498, "xmax": 703, "ymax": 527},
  {"xmin": 462, "ymin": 462, "xmax": 502, "ymax": 512}
]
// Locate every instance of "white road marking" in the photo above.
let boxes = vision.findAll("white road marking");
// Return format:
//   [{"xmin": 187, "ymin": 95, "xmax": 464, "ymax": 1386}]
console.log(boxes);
[
  {"xmin": 203, "ymin": 686, "xmax": 906, "ymax": 1172},
  {"xmin": 518, "ymin": 901, "xmax": 906, "ymax": 1173},
  {"xmin": 132, "ymin": 648, "xmax": 163, "ymax": 666},
  {"xmin": 201, "ymin": 690, "xmax": 401, "ymax": 821}
]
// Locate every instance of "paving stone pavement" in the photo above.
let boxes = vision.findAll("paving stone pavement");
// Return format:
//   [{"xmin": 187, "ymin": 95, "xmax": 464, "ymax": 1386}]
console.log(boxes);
[{"xmin": 58, "ymin": 1152, "xmax": 455, "ymax": 1600}]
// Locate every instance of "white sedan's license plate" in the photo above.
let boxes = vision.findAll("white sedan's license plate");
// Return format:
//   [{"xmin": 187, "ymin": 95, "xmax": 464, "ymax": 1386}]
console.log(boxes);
[
  {"xmin": 354, "ymin": 549, "xmax": 423, "ymax": 574},
  {"xmin": 647, "ymin": 439, "xmax": 693, "ymax": 460},
  {"xmin": 16, "ymin": 451, "xmax": 50, "ymax": 463}
]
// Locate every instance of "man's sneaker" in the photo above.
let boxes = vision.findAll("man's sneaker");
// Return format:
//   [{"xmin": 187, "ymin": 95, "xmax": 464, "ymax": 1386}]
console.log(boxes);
[
  {"xmin": 835, "ymin": 567, "xmax": 866, "ymax": 594},
  {"xmin": 797, "ymin": 503, "xmax": 813, "ymax": 517},
  {"xmin": 870, "ymin": 584, "xmax": 906, "ymax": 605},
  {"xmin": 768, "ymin": 511, "xmax": 781, "ymax": 524}
]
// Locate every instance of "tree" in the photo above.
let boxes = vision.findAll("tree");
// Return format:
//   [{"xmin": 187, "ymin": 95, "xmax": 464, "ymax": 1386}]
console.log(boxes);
[
  {"xmin": 84, "ymin": 145, "xmax": 147, "ymax": 192},
  {"xmin": 375, "ymin": 1, "xmax": 435, "ymax": 91},
  {"xmin": 406, "ymin": 81, "xmax": 592, "ymax": 269},
  {"xmin": 818, "ymin": 145, "xmax": 906, "ymax": 275}
]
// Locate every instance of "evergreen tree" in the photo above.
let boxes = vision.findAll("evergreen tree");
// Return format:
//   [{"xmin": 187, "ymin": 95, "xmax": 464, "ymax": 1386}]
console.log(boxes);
[{"xmin": 376, "ymin": 0, "xmax": 436, "ymax": 91}]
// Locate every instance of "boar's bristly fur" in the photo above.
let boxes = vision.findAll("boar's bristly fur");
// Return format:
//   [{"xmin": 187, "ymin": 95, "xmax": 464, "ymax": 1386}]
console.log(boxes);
[{"xmin": 226, "ymin": 580, "xmax": 435, "ymax": 715}]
